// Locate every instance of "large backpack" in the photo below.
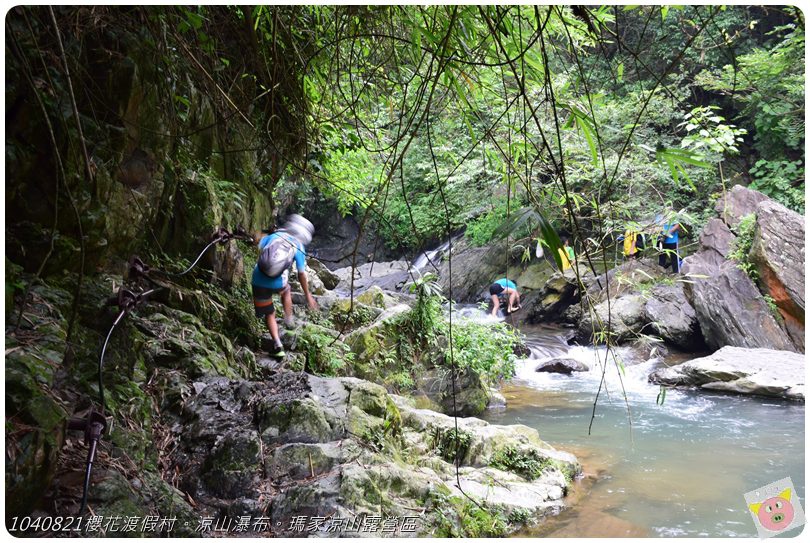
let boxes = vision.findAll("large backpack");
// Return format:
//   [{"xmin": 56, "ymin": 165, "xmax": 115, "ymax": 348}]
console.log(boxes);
[
  {"xmin": 623, "ymin": 230, "xmax": 638, "ymax": 256},
  {"xmin": 258, "ymin": 233, "xmax": 297, "ymax": 278}
]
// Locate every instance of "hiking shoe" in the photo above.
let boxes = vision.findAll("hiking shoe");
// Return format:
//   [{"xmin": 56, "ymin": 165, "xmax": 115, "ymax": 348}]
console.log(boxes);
[{"xmin": 271, "ymin": 347, "xmax": 286, "ymax": 359}]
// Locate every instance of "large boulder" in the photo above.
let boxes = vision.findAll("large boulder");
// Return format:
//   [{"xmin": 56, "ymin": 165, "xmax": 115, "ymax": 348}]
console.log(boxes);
[
  {"xmin": 648, "ymin": 346, "xmax": 805, "ymax": 401},
  {"xmin": 269, "ymin": 377, "xmax": 580, "ymax": 536},
  {"xmin": 578, "ymin": 294, "xmax": 647, "ymax": 343},
  {"xmin": 436, "ymin": 238, "xmax": 510, "ymax": 302},
  {"xmin": 516, "ymin": 260, "xmax": 556, "ymax": 291},
  {"xmin": 698, "ymin": 218, "xmax": 736, "ymax": 262},
  {"xmin": 682, "ymin": 250, "xmax": 796, "ymax": 352},
  {"xmin": 307, "ymin": 257, "xmax": 340, "ymax": 290},
  {"xmin": 715, "ymin": 184, "xmax": 770, "ymax": 230},
  {"xmin": 585, "ymin": 258, "xmax": 664, "ymax": 303},
  {"xmin": 749, "ymin": 199, "xmax": 805, "ymax": 350},
  {"xmin": 416, "ymin": 367, "xmax": 491, "ymax": 417},
  {"xmin": 526, "ymin": 271, "xmax": 581, "ymax": 323},
  {"xmin": 306, "ymin": 207, "xmax": 398, "ymax": 269},
  {"xmin": 643, "ymin": 283, "xmax": 705, "ymax": 351},
  {"xmin": 333, "ymin": 260, "xmax": 411, "ymax": 293}
]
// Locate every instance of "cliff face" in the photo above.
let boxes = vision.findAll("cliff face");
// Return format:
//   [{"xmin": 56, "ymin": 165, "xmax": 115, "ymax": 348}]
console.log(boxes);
[{"xmin": 6, "ymin": 7, "xmax": 277, "ymax": 281}]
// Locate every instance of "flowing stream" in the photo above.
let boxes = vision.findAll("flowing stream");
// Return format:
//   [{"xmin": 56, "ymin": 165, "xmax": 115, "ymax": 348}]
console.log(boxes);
[
  {"xmin": 481, "ymin": 323, "xmax": 805, "ymax": 537},
  {"xmin": 411, "ymin": 238, "xmax": 455, "ymax": 273}
]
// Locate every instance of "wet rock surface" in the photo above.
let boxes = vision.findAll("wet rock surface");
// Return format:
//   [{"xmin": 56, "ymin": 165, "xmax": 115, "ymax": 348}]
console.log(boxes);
[
  {"xmin": 648, "ymin": 346, "xmax": 805, "ymax": 401},
  {"xmin": 535, "ymin": 358, "xmax": 590, "ymax": 374}
]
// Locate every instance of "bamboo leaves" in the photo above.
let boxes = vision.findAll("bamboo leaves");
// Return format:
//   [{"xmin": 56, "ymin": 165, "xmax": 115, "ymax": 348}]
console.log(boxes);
[{"xmin": 560, "ymin": 102, "xmax": 599, "ymax": 167}]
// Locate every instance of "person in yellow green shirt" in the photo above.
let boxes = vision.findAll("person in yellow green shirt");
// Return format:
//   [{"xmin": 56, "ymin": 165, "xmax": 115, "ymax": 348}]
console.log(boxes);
[{"xmin": 558, "ymin": 237, "xmax": 575, "ymax": 271}]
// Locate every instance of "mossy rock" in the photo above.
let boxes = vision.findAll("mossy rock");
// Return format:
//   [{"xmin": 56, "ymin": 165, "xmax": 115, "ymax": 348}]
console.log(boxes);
[
  {"xmin": 343, "ymin": 320, "xmax": 390, "ymax": 368},
  {"xmin": 328, "ymin": 299, "xmax": 381, "ymax": 330},
  {"xmin": 5, "ymin": 316, "xmax": 69, "ymax": 517},
  {"xmin": 259, "ymin": 398, "xmax": 337, "ymax": 444},
  {"xmin": 92, "ymin": 470, "xmax": 148, "ymax": 530},
  {"xmin": 346, "ymin": 405, "xmax": 385, "ymax": 440},
  {"xmin": 269, "ymin": 442, "xmax": 344, "ymax": 481},
  {"xmin": 4, "ymin": 386, "xmax": 67, "ymax": 518},
  {"xmin": 356, "ymin": 286, "xmax": 395, "ymax": 309},
  {"xmin": 132, "ymin": 308, "xmax": 242, "ymax": 379},
  {"xmin": 347, "ymin": 380, "xmax": 389, "ymax": 418},
  {"xmin": 202, "ymin": 429, "xmax": 261, "ymax": 499}
]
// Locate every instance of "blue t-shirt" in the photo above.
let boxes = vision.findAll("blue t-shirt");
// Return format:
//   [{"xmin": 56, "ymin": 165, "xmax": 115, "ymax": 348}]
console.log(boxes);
[
  {"xmin": 663, "ymin": 224, "xmax": 679, "ymax": 244},
  {"xmin": 495, "ymin": 278, "xmax": 516, "ymax": 290},
  {"xmin": 252, "ymin": 232, "xmax": 307, "ymax": 289}
]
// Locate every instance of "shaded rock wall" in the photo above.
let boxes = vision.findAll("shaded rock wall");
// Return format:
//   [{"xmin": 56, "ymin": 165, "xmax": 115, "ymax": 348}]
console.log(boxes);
[{"xmin": 6, "ymin": 8, "xmax": 274, "ymax": 281}]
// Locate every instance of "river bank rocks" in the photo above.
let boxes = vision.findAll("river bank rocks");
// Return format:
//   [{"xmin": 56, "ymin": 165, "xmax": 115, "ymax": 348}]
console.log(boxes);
[
  {"xmin": 526, "ymin": 268, "xmax": 583, "ymax": 323},
  {"xmin": 435, "ymin": 237, "xmax": 561, "ymax": 306},
  {"xmin": 415, "ymin": 367, "xmax": 492, "ymax": 416},
  {"xmin": 748, "ymin": 200, "xmax": 805, "ymax": 351},
  {"xmin": 570, "ymin": 259, "xmax": 705, "ymax": 351},
  {"xmin": 518, "ymin": 185, "xmax": 804, "ymax": 357},
  {"xmin": 648, "ymin": 346, "xmax": 805, "ymax": 401},
  {"xmin": 265, "ymin": 378, "xmax": 579, "ymax": 536},
  {"xmin": 7, "ymin": 261, "xmax": 579, "ymax": 536},
  {"xmin": 178, "ymin": 373, "xmax": 580, "ymax": 536}
]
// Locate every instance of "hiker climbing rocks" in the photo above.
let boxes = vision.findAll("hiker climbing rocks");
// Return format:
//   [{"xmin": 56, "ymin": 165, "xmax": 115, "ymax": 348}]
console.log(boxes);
[
  {"xmin": 252, "ymin": 214, "xmax": 318, "ymax": 358},
  {"xmin": 621, "ymin": 227, "xmax": 646, "ymax": 259},
  {"xmin": 559, "ymin": 237, "xmax": 576, "ymax": 271},
  {"xmin": 489, "ymin": 278, "xmax": 520, "ymax": 317},
  {"xmin": 658, "ymin": 215, "xmax": 681, "ymax": 273}
]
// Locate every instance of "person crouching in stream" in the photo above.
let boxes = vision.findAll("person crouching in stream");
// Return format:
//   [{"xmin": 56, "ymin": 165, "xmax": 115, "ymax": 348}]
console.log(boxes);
[
  {"xmin": 489, "ymin": 277, "xmax": 520, "ymax": 317},
  {"xmin": 252, "ymin": 214, "xmax": 318, "ymax": 358}
]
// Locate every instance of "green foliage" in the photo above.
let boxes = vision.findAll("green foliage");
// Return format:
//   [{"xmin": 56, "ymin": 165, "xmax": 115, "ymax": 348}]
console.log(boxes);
[
  {"xmin": 728, "ymin": 213, "xmax": 758, "ymax": 281},
  {"xmin": 433, "ymin": 428, "xmax": 473, "ymax": 463},
  {"xmin": 507, "ymin": 507, "xmax": 532, "ymax": 526},
  {"xmin": 490, "ymin": 445, "xmax": 551, "ymax": 481},
  {"xmin": 400, "ymin": 273, "xmax": 445, "ymax": 343},
  {"xmin": 465, "ymin": 200, "xmax": 512, "ymax": 246},
  {"xmin": 384, "ymin": 368, "xmax": 415, "ymax": 392},
  {"xmin": 696, "ymin": 24, "xmax": 804, "ymax": 159},
  {"xmin": 329, "ymin": 303, "xmax": 377, "ymax": 329},
  {"xmin": 749, "ymin": 159, "xmax": 804, "ymax": 213},
  {"xmin": 762, "ymin": 294, "xmax": 780, "ymax": 319},
  {"xmin": 426, "ymin": 488, "xmax": 509, "ymax": 538},
  {"xmin": 679, "ymin": 106, "xmax": 747, "ymax": 157},
  {"xmin": 315, "ymin": 140, "xmax": 380, "ymax": 216},
  {"xmin": 445, "ymin": 321, "xmax": 519, "ymax": 384},
  {"xmin": 295, "ymin": 324, "xmax": 355, "ymax": 376},
  {"xmin": 458, "ymin": 501, "xmax": 508, "ymax": 537}
]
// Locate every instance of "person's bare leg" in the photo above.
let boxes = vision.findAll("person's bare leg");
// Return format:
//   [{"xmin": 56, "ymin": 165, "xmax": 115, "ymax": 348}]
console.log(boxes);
[
  {"xmin": 490, "ymin": 294, "xmax": 500, "ymax": 317},
  {"xmin": 266, "ymin": 314, "xmax": 282, "ymax": 348},
  {"xmin": 506, "ymin": 289, "xmax": 518, "ymax": 311},
  {"xmin": 280, "ymin": 285, "xmax": 293, "ymax": 320}
]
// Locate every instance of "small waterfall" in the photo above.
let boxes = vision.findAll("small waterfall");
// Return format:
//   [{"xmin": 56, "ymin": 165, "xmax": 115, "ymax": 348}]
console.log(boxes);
[{"xmin": 411, "ymin": 238, "xmax": 454, "ymax": 273}]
